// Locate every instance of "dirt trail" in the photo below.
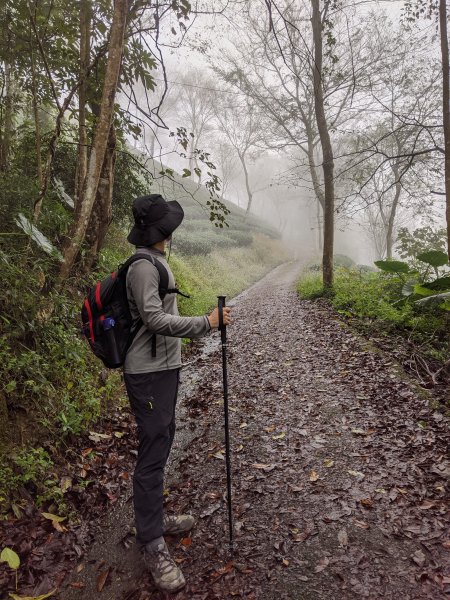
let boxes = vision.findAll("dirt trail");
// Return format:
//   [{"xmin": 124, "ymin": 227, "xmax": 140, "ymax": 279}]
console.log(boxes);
[{"xmin": 63, "ymin": 261, "xmax": 450, "ymax": 600}]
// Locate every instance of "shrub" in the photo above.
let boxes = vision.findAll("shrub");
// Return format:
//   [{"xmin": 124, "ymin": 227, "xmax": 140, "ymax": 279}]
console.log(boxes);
[{"xmin": 297, "ymin": 268, "xmax": 449, "ymax": 360}]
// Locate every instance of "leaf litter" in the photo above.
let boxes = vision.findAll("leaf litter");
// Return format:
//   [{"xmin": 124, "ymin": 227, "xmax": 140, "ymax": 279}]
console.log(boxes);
[{"xmin": 1, "ymin": 262, "xmax": 449, "ymax": 599}]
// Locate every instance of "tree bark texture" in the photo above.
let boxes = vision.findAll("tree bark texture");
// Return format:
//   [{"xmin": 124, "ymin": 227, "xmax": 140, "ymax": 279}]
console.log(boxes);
[
  {"xmin": 60, "ymin": 0, "xmax": 128, "ymax": 279},
  {"xmin": 76, "ymin": 0, "xmax": 91, "ymax": 209},
  {"xmin": 30, "ymin": 49, "xmax": 43, "ymax": 186},
  {"xmin": 311, "ymin": 0, "xmax": 335, "ymax": 289},
  {"xmin": 83, "ymin": 124, "xmax": 117, "ymax": 271},
  {"xmin": 0, "ymin": 62, "xmax": 13, "ymax": 172},
  {"xmin": 386, "ymin": 162, "xmax": 402, "ymax": 259},
  {"xmin": 440, "ymin": 0, "xmax": 450, "ymax": 260},
  {"xmin": 238, "ymin": 150, "xmax": 254, "ymax": 215}
]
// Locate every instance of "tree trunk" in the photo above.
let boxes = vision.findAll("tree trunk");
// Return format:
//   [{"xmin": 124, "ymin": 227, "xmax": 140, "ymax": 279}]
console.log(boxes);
[
  {"xmin": 306, "ymin": 130, "xmax": 325, "ymax": 212},
  {"xmin": 440, "ymin": 0, "xmax": 450, "ymax": 260},
  {"xmin": 59, "ymin": 0, "xmax": 128, "ymax": 280},
  {"xmin": 0, "ymin": 63, "xmax": 13, "ymax": 172},
  {"xmin": 30, "ymin": 50, "xmax": 43, "ymax": 186},
  {"xmin": 316, "ymin": 200, "xmax": 323, "ymax": 253},
  {"xmin": 386, "ymin": 162, "xmax": 401, "ymax": 259},
  {"xmin": 76, "ymin": 0, "xmax": 91, "ymax": 209},
  {"xmin": 311, "ymin": 0, "xmax": 335, "ymax": 289},
  {"xmin": 238, "ymin": 150, "xmax": 254, "ymax": 215},
  {"xmin": 83, "ymin": 124, "xmax": 117, "ymax": 271}
]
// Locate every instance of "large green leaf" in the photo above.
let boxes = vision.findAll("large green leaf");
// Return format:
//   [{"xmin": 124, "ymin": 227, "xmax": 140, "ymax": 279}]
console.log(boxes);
[
  {"xmin": 417, "ymin": 250, "xmax": 449, "ymax": 268},
  {"xmin": 421, "ymin": 276, "xmax": 450, "ymax": 292},
  {"xmin": 374, "ymin": 260, "xmax": 410, "ymax": 274},
  {"xmin": 413, "ymin": 285, "xmax": 436, "ymax": 297}
]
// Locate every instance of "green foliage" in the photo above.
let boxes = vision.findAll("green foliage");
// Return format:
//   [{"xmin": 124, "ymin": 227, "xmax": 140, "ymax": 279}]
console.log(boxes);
[
  {"xmin": 374, "ymin": 259, "xmax": 411, "ymax": 274},
  {"xmin": 396, "ymin": 226, "xmax": 447, "ymax": 268},
  {"xmin": 297, "ymin": 268, "xmax": 449, "ymax": 363},
  {"xmin": 0, "ymin": 247, "xmax": 120, "ymax": 440},
  {"xmin": 0, "ymin": 447, "xmax": 64, "ymax": 513},
  {"xmin": 416, "ymin": 250, "xmax": 449, "ymax": 269}
]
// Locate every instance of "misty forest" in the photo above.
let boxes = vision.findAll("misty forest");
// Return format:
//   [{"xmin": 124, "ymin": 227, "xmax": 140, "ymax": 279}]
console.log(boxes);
[{"xmin": 0, "ymin": 0, "xmax": 449, "ymax": 598}]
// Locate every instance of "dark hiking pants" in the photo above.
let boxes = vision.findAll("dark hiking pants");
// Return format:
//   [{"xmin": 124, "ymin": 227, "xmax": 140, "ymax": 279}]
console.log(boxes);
[{"xmin": 124, "ymin": 368, "xmax": 180, "ymax": 546}]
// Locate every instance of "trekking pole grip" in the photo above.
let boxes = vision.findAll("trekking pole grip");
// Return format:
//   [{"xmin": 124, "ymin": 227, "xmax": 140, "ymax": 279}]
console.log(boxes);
[{"xmin": 218, "ymin": 295, "xmax": 226, "ymax": 329}]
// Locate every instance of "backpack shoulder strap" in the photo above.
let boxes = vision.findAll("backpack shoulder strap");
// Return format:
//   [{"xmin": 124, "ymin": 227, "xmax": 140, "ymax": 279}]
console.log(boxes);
[{"xmin": 119, "ymin": 253, "xmax": 169, "ymax": 299}]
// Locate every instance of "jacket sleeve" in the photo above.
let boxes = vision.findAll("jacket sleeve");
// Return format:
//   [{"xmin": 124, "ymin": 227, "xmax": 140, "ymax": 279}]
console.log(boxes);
[{"xmin": 127, "ymin": 259, "xmax": 210, "ymax": 338}]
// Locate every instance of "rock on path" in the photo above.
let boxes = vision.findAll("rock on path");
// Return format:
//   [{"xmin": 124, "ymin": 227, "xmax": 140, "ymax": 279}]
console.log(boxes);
[{"xmin": 63, "ymin": 261, "xmax": 450, "ymax": 600}]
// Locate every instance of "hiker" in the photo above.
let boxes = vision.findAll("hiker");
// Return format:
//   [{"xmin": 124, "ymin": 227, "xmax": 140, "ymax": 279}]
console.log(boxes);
[{"xmin": 124, "ymin": 194, "xmax": 231, "ymax": 593}]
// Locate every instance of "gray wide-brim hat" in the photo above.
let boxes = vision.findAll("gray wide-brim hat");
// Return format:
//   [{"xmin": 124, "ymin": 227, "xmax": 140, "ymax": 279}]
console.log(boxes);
[{"xmin": 127, "ymin": 194, "xmax": 184, "ymax": 246}]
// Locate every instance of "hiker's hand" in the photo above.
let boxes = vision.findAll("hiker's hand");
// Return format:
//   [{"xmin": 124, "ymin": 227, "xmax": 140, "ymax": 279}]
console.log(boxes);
[{"xmin": 208, "ymin": 307, "xmax": 231, "ymax": 329}]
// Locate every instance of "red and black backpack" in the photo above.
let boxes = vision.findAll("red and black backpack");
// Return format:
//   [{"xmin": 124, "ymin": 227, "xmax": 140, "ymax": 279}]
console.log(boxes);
[{"xmin": 81, "ymin": 253, "xmax": 186, "ymax": 369}]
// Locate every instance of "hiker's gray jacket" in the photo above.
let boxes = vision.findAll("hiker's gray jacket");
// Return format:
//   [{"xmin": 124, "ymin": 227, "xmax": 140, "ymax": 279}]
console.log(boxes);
[{"xmin": 124, "ymin": 247, "xmax": 210, "ymax": 374}]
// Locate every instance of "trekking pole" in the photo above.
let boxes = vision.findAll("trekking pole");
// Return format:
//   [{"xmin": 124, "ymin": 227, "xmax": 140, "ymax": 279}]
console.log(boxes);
[{"xmin": 218, "ymin": 295, "xmax": 234, "ymax": 553}]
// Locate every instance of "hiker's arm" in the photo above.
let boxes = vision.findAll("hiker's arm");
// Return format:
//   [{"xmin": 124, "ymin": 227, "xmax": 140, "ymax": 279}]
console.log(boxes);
[{"xmin": 128, "ymin": 261, "xmax": 210, "ymax": 338}]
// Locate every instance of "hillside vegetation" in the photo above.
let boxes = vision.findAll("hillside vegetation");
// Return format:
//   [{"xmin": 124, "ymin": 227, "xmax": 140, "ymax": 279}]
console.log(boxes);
[{"xmin": 0, "ymin": 150, "xmax": 286, "ymax": 515}]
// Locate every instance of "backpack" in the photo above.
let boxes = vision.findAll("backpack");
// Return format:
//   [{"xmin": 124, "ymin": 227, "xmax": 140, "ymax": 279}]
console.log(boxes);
[{"xmin": 81, "ymin": 253, "xmax": 188, "ymax": 369}]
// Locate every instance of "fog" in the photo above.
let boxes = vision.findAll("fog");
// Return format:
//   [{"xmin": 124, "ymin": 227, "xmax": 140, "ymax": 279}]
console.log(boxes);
[{"xmin": 123, "ymin": 0, "xmax": 447, "ymax": 267}]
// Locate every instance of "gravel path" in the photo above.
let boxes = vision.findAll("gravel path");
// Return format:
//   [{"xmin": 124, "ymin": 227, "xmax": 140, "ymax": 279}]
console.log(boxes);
[{"xmin": 61, "ymin": 260, "xmax": 450, "ymax": 600}]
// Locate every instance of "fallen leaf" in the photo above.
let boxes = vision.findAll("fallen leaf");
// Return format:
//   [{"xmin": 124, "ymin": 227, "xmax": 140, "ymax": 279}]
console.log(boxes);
[
  {"xmin": 60, "ymin": 476, "xmax": 72, "ymax": 493},
  {"xmin": 348, "ymin": 470, "xmax": 365, "ymax": 479},
  {"xmin": 289, "ymin": 484, "xmax": 303, "ymax": 492},
  {"xmin": 239, "ymin": 422, "xmax": 248, "ymax": 429},
  {"xmin": 282, "ymin": 558, "xmax": 289, "ymax": 566},
  {"xmin": 272, "ymin": 432, "xmax": 285, "ymax": 440},
  {"xmin": 314, "ymin": 557, "xmax": 329, "ymax": 573},
  {"xmin": 265, "ymin": 425, "xmax": 276, "ymax": 433},
  {"xmin": 181, "ymin": 537, "xmax": 192, "ymax": 547},
  {"xmin": 114, "ymin": 431, "xmax": 125, "ymax": 438},
  {"xmin": 9, "ymin": 592, "xmax": 56, "ymax": 600},
  {"xmin": 360, "ymin": 498, "xmax": 374, "ymax": 508},
  {"xmin": 411, "ymin": 550, "xmax": 426, "ymax": 567},
  {"xmin": 442, "ymin": 540, "xmax": 450, "ymax": 550},
  {"xmin": 351, "ymin": 428, "xmax": 374, "ymax": 436},
  {"xmin": 354, "ymin": 519, "xmax": 370, "ymax": 529},
  {"xmin": 337, "ymin": 528, "xmax": 348, "ymax": 547},
  {"xmin": 309, "ymin": 470, "xmax": 319, "ymax": 482},
  {"xmin": 1, "ymin": 548, "xmax": 20, "ymax": 570},
  {"xmin": 89, "ymin": 431, "xmax": 112, "ymax": 442},
  {"xmin": 324, "ymin": 459, "xmax": 334, "ymax": 468},
  {"xmin": 200, "ymin": 503, "xmax": 221, "ymax": 518},
  {"xmin": 251, "ymin": 463, "xmax": 276, "ymax": 472},
  {"xmin": 96, "ymin": 568, "xmax": 110, "ymax": 592},
  {"xmin": 211, "ymin": 451, "xmax": 225, "ymax": 460},
  {"xmin": 41, "ymin": 512, "xmax": 66, "ymax": 523},
  {"xmin": 418, "ymin": 500, "xmax": 436, "ymax": 510}
]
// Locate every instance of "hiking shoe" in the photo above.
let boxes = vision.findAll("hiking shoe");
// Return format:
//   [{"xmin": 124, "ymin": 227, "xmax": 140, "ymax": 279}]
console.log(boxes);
[
  {"xmin": 163, "ymin": 513, "xmax": 195, "ymax": 535},
  {"xmin": 142, "ymin": 537, "xmax": 186, "ymax": 593}
]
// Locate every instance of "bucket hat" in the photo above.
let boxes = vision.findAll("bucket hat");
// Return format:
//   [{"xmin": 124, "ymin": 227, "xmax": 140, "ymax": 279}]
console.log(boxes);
[{"xmin": 127, "ymin": 194, "xmax": 184, "ymax": 246}]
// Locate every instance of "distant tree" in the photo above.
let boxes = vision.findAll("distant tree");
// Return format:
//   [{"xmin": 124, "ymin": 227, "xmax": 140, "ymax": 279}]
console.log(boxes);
[
  {"xmin": 176, "ymin": 69, "xmax": 217, "ymax": 179},
  {"xmin": 212, "ymin": 95, "xmax": 264, "ymax": 214}
]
